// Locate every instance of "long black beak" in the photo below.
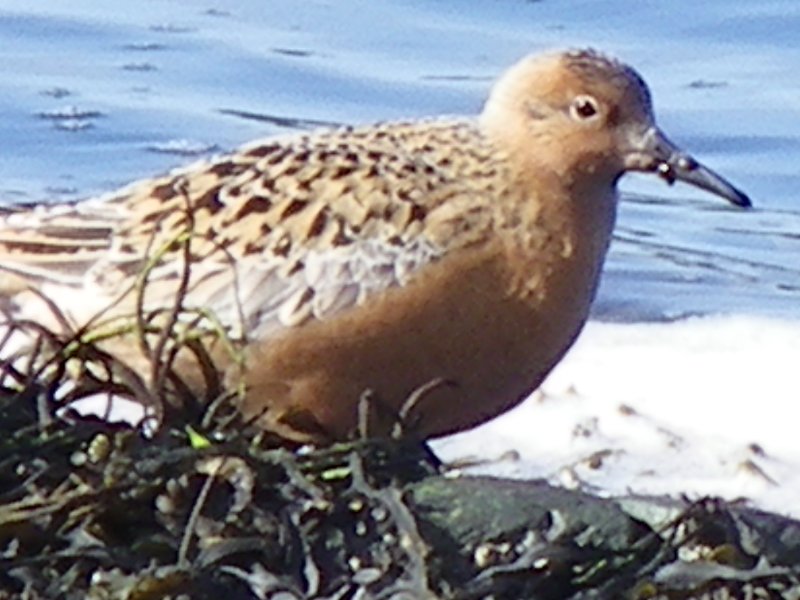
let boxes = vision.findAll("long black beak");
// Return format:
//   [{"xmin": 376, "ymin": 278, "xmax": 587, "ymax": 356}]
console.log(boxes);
[{"xmin": 624, "ymin": 126, "xmax": 751, "ymax": 208}]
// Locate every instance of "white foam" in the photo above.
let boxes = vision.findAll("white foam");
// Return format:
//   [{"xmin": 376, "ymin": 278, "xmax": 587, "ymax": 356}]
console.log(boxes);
[{"xmin": 433, "ymin": 314, "xmax": 800, "ymax": 517}]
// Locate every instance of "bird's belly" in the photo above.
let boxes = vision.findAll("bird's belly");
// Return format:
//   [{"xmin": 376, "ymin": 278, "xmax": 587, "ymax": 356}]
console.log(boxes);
[{"xmin": 237, "ymin": 238, "xmax": 599, "ymax": 442}]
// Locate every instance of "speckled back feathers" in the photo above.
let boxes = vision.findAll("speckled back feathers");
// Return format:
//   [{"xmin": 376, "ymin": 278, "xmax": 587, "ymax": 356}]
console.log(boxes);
[{"xmin": 0, "ymin": 118, "xmax": 510, "ymax": 337}]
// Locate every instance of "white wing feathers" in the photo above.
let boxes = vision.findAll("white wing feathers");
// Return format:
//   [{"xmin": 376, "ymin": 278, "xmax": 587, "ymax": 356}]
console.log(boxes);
[
  {"xmin": 199, "ymin": 236, "xmax": 442, "ymax": 339},
  {"xmin": 0, "ymin": 206, "xmax": 444, "ymax": 341}
]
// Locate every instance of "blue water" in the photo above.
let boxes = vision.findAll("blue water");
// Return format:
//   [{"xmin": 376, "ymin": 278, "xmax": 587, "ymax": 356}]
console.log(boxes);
[{"xmin": 0, "ymin": 0, "xmax": 797, "ymax": 321}]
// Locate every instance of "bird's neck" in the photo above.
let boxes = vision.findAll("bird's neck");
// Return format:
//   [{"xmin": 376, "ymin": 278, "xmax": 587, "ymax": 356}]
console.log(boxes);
[{"xmin": 500, "ymin": 161, "xmax": 619, "ymax": 312}]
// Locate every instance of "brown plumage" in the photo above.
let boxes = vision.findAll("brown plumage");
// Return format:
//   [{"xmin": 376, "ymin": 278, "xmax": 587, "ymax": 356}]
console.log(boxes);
[{"xmin": 0, "ymin": 49, "xmax": 750, "ymax": 441}]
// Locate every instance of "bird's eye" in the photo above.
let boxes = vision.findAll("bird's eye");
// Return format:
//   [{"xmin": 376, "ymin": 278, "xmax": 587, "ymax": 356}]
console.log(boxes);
[{"xmin": 570, "ymin": 95, "xmax": 599, "ymax": 121}]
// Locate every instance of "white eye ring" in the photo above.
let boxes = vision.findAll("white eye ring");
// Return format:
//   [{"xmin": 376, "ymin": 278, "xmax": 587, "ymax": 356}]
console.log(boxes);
[{"xmin": 570, "ymin": 95, "xmax": 600, "ymax": 121}]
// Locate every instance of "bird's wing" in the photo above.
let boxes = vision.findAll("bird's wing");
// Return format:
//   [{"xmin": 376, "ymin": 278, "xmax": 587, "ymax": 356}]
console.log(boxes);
[
  {"xmin": 0, "ymin": 201, "xmax": 125, "ymax": 287},
  {"xmin": 0, "ymin": 120, "xmax": 498, "ymax": 339}
]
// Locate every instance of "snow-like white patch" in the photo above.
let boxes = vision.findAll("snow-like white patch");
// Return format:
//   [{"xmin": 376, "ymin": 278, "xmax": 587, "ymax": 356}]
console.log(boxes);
[
  {"xmin": 57, "ymin": 391, "xmax": 150, "ymax": 427},
  {"xmin": 433, "ymin": 315, "xmax": 800, "ymax": 518},
  {"xmin": 146, "ymin": 139, "xmax": 219, "ymax": 157}
]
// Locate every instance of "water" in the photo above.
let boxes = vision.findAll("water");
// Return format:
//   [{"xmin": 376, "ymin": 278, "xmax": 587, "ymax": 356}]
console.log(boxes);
[{"xmin": 0, "ymin": 0, "xmax": 797, "ymax": 321}]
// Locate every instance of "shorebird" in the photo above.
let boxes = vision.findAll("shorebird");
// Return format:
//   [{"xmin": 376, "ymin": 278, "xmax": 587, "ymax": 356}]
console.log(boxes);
[{"xmin": 0, "ymin": 49, "xmax": 750, "ymax": 442}]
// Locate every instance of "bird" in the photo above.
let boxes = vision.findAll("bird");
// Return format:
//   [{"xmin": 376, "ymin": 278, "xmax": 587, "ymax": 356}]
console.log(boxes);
[{"xmin": 0, "ymin": 49, "xmax": 750, "ymax": 442}]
